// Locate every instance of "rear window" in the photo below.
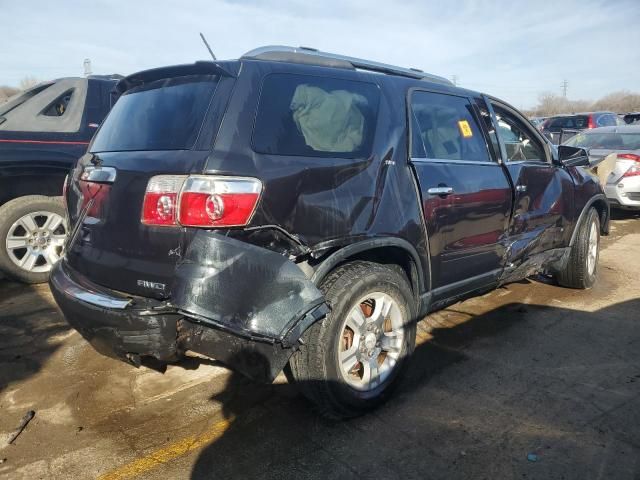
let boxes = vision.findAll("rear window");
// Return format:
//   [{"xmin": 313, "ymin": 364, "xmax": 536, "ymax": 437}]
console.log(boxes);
[
  {"xmin": 91, "ymin": 76, "xmax": 217, "ymax": 152},
  {"xmin": 564, "ymin": 132, "xmax": 640, "ymax": 150},
  {"xmin": 252, "ymin": 73, "xmax": 380, "ymax": 158}
]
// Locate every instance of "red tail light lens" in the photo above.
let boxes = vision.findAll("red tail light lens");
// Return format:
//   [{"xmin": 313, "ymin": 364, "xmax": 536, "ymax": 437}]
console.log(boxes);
[
  {"xmin": 178, "ymin": 176, "xmax": 262, "ymax": 227},
  {"xmin": 141, "ymin": 176, "xmax": 186, "ymax": 226},
  {"xmin": 622, "ymin": 165, "xmax": 640, "ymax": 178},
  {"xmin": 141, "ymin": 175, "xmax": 262, "ymax": 227},
  {"xmin": 617, "ymin": 153, "xmax": 640, "ymax": 162},
  {"xmin": 587, "ymin": 115, "xmax": 596, "ymax": 129}
]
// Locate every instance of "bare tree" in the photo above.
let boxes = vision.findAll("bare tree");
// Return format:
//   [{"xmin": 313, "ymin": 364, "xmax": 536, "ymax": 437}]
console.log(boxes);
[
  {"xmin": 19, "ymin": 76, "xmax": 39, "ymax": 90},
  {"xmin": 531, "ymin": 90, "xmax": 640, "ymax": 116},
  {"xmin": 0, "ymin": 85, "xmax": 20, "ymax": 104}
]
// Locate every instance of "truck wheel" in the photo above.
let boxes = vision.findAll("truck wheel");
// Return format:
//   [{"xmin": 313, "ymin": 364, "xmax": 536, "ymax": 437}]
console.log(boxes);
[
  {"xmin": 287, "ymin": 261, "xmax": 417, "ymax": 419},
  {"xmin": 557, "ymin": 207, "xmax": 600, "ymax": 289},
  {"xmin": 0, "ymin": 195, "xmax": 67, "ymax": 284}
]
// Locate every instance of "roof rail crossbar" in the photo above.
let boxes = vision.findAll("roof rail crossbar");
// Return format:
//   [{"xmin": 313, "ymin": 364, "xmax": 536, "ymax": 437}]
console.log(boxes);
[{"xmin": 241, "ymin": 46, "xmax": 453, "ymax": 86}]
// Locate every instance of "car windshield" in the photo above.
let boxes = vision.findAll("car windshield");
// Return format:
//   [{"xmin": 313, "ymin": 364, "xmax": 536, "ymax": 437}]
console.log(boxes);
[
  {"xmin": 564, "ymin": 132, "xmax": 640, "ymax": 150},
  {"xmin": 91, "ymin": 75, "xmax": 218, "ymax": 152}
]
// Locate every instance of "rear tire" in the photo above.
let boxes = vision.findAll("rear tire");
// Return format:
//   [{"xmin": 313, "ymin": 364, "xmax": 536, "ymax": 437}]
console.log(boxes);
[
  {"xmin": 557, "ymin": 207, "xmax": 600, "ymax": 289},
  {"xmin": 0, "ymin": 195, "xmax": 67, "ymax": 284},
  {"xmin": 287, "ymin": 261, "xmax": 417, "ymax": 419}
]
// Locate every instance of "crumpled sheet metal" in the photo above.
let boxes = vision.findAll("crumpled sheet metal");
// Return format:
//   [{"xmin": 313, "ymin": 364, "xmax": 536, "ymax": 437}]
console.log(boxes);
[{"xmin": 171, "ymin": 231, "xmax": 326, "ymax": 343}]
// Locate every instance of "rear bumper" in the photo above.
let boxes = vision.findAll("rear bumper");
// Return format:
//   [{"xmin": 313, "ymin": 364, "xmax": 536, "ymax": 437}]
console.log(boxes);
[
  {"xmin": 50, "ymin": 252, "xmax": 328, "ymax": 382},
  {"xmin": 605, "ymin": 179, "xmax": 640, "ymax": 209},
  {"xmin": 50, "ymin": 260, "xmax": 182, "ymax": 363}
]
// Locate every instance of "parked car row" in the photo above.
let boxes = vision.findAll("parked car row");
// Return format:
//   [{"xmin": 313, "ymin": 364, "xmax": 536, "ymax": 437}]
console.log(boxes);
[{"xmin": 539, "ymin": 111, "xmax": 625, "ymax": 144}]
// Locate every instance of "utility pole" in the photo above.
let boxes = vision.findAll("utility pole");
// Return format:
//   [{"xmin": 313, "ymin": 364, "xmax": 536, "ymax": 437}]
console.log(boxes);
[
  {"xmin": 451, "ymin": 75, "xmax": 458, "ymax": 87},
  {"xmin": 561, "ymin": 79, "xmax": 568, "ymax": 98},
  {"xmin": 83, "ymin": 58, "xmax": 92, "ymax": 77}
]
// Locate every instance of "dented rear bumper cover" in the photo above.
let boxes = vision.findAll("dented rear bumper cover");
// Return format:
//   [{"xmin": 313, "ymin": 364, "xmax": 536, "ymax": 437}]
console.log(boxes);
[{"xmin": 49, "ymin": 232, "xmax": 328, "ymax": 382}]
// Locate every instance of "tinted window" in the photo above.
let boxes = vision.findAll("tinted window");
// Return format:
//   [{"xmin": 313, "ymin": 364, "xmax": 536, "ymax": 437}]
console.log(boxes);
[
  {"xmin": 548, "ymin": 116, "xmax": 587, "ymax": 129},
  {"xmin": 493, "ymin": 105, "xmax": 546, "ymax": 161},
  {"xmin": 597, "ymin": 114, "xmax": 617, "ymax": 127},
  {"xmin": 42, "ymin": 89, "xmax": 73, "ymax": 117},
  {"xmin": 410, "ymin": 91, "xmax": 490, "ymax": 162},
  {"xmin": 564, "ymin": 132, "xmax": 640, "ymax": 150},
  {"xmin": 91, "ymin": 76, "xmax": 217, "ymax": 152},
  {"xmin": 253, "ymin": 74, "xmax": 380, "ymax": 158}
]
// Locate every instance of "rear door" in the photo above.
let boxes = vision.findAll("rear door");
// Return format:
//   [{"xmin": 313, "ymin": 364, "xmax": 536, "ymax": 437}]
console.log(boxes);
[
  {"xmin": 489, "ymin": 99, "xmax": 574, "ymax": 260},
  {"xmin": 409, "ymin": 90, "xmax": 512, "ymax": 296}
]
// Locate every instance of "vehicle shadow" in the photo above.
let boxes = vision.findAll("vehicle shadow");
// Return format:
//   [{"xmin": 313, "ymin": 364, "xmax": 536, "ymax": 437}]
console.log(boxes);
[
  {"xmin": 0, "ymin": 280, "xmax": 70, "ymax": 394},
  {"xmin": 610, "ymin": 208, "xmax": 640, "ymax": 221},
  {"xmin": 190, "ymin": 299, "xmax": 640, "ymax": 480}
]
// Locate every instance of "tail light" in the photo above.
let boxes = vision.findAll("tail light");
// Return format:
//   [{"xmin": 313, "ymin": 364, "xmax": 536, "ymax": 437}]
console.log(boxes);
[
  {"xmin": 141, "ymin": 175, "xmax": 262, "ymax": 228},
  {"xmin": 618, "ymin": 154, "xmax": 640, "ymax": 179},
  {"xmin": 141, "ymin": 175, "xmax": 186, "ymax": 226},
  {"xmin": 587, "ymin": 115, "xmax": 596, "ymax": 129},
  {"xmin": 617, "ymin": 153, "xmax": 640, "ymax": 162}
]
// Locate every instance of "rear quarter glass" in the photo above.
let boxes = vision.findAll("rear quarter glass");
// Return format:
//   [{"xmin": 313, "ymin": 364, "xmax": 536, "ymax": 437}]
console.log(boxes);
[
  {"xmin": 251, "ymin": 73, "xmax": 381, "ymax": 159},
  {"xmin": 90, "ymin": 75, "xmax": 219, "ymax": 152}
]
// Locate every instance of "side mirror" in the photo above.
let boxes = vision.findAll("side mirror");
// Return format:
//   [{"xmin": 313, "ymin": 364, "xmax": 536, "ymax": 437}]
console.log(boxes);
[{"xmin": 557, "ymin": 145, "xmax": 590, "ymax": 167}]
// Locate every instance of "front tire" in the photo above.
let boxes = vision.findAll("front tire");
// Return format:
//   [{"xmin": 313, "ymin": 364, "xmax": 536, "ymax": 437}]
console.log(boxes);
[
  {"xmin": 287, "ymin": 261, "xmax": 417, "ymax": 419},
  {"xmin": 557, "ymin": 207, "xmax": 600, "ymax": 289},
  {"xmin": 0, "ymin": 195, "xmax": 67, "ymax": 284}
]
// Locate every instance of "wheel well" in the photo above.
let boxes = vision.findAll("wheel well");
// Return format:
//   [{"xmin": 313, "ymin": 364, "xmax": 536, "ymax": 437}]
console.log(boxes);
[
  {"xmin": 316, "ymin": 246, "xmax": 421, "ymax": 297},
  {"xmin": 591, "ymin": 199, "xmax": 609, "ymax": 235},
  {"xmin": 0, "ymin": 174, "xmax": 66, "ymax": 207}
]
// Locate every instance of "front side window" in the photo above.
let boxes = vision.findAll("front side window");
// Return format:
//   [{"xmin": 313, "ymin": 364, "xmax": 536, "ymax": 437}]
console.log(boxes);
[
  {"xmin": 493, "ymin": 105, "xmax": 546, "ymax": 162},
  {"xmin": 410, "ymin": 91, "xmax": 490, "ymax": 162},
  {"xmin": 252, "ymin": 74, "xmax": 380, "ymax": 158}
]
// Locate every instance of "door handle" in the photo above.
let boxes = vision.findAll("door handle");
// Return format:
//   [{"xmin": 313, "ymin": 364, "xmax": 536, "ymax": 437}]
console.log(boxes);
[
  {"xmin": 515, "ymin": 184, "xmax": 527, "ymax": 193},
  {"xmin": 427, "ymin": 186, "xmax": 454, "ymax": 196}
]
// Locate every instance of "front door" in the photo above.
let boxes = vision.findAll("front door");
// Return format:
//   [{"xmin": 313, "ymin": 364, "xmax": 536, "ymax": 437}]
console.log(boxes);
[
  {"xmin": 489, "ymin": 100, "xmax": 574, "ymax": 263},
  {"xmin": 409, "ymin": 90, "xmax": 512, "ymax": 298}
]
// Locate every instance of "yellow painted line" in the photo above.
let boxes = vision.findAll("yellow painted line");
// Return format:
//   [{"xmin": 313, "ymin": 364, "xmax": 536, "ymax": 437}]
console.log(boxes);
[{"xmin": 98, "ymin": 415, "xmax": 235, "ymax": 480}]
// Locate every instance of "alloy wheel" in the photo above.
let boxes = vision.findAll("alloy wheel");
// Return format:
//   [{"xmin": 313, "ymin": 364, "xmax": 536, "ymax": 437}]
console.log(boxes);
[
  {"xmin": 6, "ymin": 211, "xmax": 67, "ymax": 273},
  {"xmin": 337, "ymin": 292, "xmax": 405, "ymax": 391}
]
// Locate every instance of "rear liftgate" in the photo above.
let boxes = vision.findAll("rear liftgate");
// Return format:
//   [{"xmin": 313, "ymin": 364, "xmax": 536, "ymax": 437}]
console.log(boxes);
[{"xmin": 172, "ymin": 231, "xmax": 329, "ymax": 382}]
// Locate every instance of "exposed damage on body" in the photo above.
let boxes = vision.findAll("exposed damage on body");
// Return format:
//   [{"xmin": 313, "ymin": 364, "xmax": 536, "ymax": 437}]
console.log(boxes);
[{"xmin": 50, "ymin": 48, "xmax": 609, "ymax": 417}]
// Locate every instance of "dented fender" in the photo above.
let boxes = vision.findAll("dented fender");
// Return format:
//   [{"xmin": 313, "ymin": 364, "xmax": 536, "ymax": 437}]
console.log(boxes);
[{"xmin": 170, "ymin": 230, "xmax": 329, "ymax": 347}]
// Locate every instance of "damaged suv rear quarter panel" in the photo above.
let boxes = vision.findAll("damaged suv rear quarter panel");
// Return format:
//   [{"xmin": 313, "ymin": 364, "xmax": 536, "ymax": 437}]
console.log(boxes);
[
  {"xmin": 171, "ymin": 230, "xmax": 327, "ymax": 344},
  {"xmin": 202, "ymin": 60, "xmax": 431, "ymax": 283}
]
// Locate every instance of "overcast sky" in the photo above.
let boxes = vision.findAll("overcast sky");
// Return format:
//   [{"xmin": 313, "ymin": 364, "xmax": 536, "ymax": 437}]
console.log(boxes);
[{"xmin": 1, "ymin": 0, "xmax": 638, "ymax": 108}]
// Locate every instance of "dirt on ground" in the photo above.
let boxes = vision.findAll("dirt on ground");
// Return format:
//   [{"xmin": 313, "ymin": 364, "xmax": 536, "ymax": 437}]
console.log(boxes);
[{"xmin": 0, "ymin": 211, "xmax": 639, "ymax": 480}]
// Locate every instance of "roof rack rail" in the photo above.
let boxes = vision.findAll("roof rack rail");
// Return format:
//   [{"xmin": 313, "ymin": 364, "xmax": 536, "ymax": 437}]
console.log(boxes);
[{"xmin": 241, "ymin": 46, "xmax": 453, "ymax": 86}]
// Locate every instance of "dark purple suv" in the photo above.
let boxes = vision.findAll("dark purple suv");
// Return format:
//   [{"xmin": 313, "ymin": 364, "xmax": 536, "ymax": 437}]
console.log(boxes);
[{"xmin": 50, "ymin": 46, "xmax": 609, "ymax": 418}]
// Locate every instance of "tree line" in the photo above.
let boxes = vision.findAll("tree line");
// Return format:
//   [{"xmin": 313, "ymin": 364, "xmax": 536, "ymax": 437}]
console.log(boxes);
[{"xmin": 525, "ymin": 90, "xmax": 640, "ymax": 117}]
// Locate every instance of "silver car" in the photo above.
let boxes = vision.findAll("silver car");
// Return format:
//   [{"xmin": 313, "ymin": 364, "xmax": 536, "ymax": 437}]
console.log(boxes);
[{"xmin": 564, "ymin": 125, "xmax": 640, "ymax": 209}]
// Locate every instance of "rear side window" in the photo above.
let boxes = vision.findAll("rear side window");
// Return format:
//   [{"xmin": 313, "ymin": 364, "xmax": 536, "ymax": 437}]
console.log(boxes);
[
  {"xmin": 42, "ymin": 89, "xmax": 73, "ymax": 117},
  {"xmin": 252, "ymin": 74, "xmax": 380, "ymax": 158},
  {"xmin": 596, "ymin": 114, "xmax": 617, "ymax": 127},
  {"xmin": 91, "ymin": 76, "xmax": 218, "ymax": 152},
  {"xmin": 410, "ymin": 91, "xmax": 490, "ymax": 162}
]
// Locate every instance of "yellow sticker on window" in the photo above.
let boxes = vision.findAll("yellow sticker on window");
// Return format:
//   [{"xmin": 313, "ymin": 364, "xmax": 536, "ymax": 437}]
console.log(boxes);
[{"xmin": 458, "ymin": 120, "xmax": 473, "ymax": 138}]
